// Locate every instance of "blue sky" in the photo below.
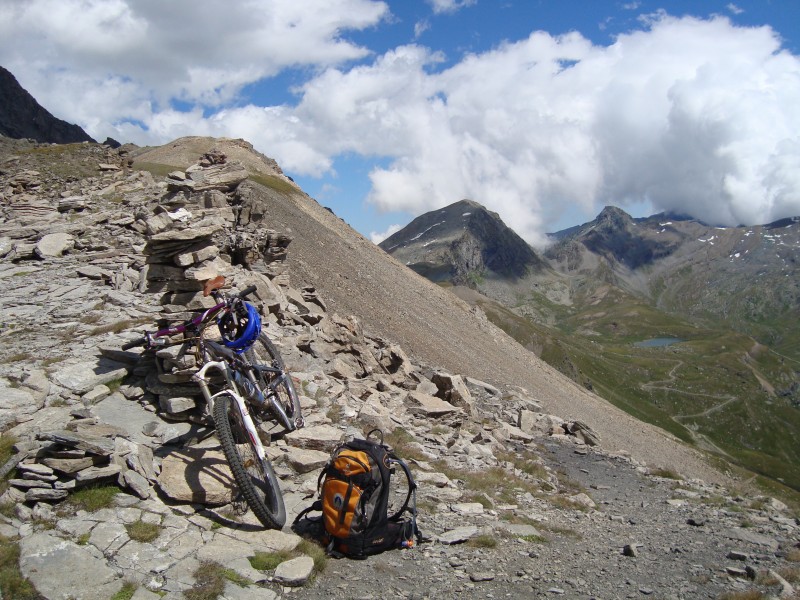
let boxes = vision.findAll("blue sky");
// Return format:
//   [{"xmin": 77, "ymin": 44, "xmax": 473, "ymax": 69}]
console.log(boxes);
[{"xmin": 1, "ymin": 0, "xmax": 799, "ymax": 245}]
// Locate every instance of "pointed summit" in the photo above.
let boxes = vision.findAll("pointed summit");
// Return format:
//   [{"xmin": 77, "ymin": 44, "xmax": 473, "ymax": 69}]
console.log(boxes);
[
  {"xmin": 380, "ymin": 199, "xmax": 545, "ymax": 284},
  {"xmin": 595, "ymin": 205, "xmax": 634, "ymax": 230},
  {"xmin": 549, "ymin": 205, "xmax": 680, "ymax": 271}
]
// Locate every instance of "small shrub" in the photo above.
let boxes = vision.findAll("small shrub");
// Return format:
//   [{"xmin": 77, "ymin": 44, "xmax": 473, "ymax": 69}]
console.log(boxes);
[
  {"xmin": 0, "ymin": 435, "xmax": 17, "ymax": 467},
  {"xmin": 649, "ymin": 467, "xmax": 683, "ymax": 480},
  {"xmin": 38, "ymin": 356, "xmax": 63, "ymax": 369},
  {"xmin": 468, "ymin": 534, "xmax": 497, "ymax": 548},
  {"xmin": 539, "ymin": 524, "xmax": 582, "ymax": 539},
  {"xmin": 297, "ymin": 539, "xmax": 328, "ymax": 574},
  {"xmin": 786, "ymin": 547, "xmax": 800, "ymax": 563},
  {"xmin": 383, "ymin": 428, "xmax": 428, "ymax": 462},
  {"xmin": 125, "ymin": 520, "xmax": 161, "ymax": 543},
  {"xmin": 110, "ymin": 581, "xmax": 138, "ymax": 600},
  {"xmin": 778, "ymin": 565, "xmax": 800, "ymax": 583},
  {"xmin": 106, "ymin": 377, "xmax": 124, "ymax": 393},
  {"xmin": 249, "ymin": 540, "xmax": 327, "ymax": 577},
  {"xmin": 0, "ymin": 534, "xmax": 40, "ymax": 599},
  {"xmin": 464, "ymin": 493, "xmax": 493, "ymax": 509},
  {"xmin": 3, "ymin": 352, "xmax": 32, "ymax": 364},
  {"xmin": 77, "ymin": 532, "xmax": 91, "ymax": 545},
  {"xmin": 249, "ymin": 550, "xmax": 293, "ymax": 571},
  {"xmin": 326, "ymin": 403, "xmax": 343, "ymax": 424},
  {"xmin": 547, "ymin": 494, "xmax": 592, "ymax": 512},
  {"xmin": 220, "ymin": 568, "xmax": 252, "ymax": 587},
  {"xmin": 521, "ymin": 534, "xmax": 548, "ymax": 543},
  {"xmin": 80, "ymin": 313, "xmax": 103, "ymax": 325},
  {"xmin": 183, "ymin": 561, "xmax": 226, "ymax": 600},
  {"xmin": 64, "ymin": 485, "xmax": 119, "ymax": 512}
]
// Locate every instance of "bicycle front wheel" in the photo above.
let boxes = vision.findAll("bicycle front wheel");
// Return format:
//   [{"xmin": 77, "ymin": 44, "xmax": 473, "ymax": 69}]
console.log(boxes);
[
  {"xmin": 245, "ymin": 333, "xmax": 303, "ymax": 431},
  {"xmin": 213, "ymin": 393, "xmax": 286, "ymax": 529}
]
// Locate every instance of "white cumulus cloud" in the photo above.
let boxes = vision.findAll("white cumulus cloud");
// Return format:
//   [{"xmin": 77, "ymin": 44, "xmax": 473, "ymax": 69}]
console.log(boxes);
[{"xmin": 1, "ymin": 4, "xmax": 799, "ymax": 245}]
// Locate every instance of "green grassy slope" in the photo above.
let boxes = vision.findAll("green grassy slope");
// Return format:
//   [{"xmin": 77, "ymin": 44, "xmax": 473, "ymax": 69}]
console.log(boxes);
[{"xmin": 468, "ymin": 287, "xmax": 800, "ymax": 496}]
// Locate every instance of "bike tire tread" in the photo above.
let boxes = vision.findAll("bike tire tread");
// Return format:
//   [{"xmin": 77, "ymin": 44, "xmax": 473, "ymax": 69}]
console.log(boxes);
[{"xmin": 213, "ymin": 394, "xmax": 286, "ymax": 529}]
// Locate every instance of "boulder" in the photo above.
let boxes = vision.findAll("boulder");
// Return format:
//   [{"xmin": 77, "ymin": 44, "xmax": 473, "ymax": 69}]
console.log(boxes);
[
  {"xmin": 285, "ymin": 424, "xmax": 344, "ymax": 452},
  {"xmin": 432, "ymin": 372, "xmax": 475, "ymax": 414},
  {"xmin": 404, "ymin": 391, "xmax": 461, "ymax": 418},
  {"xmin": 35, "ymin": 232, "xmax": 74, "ymax": 258},
  {"xmin": 273, "ymin": 555, "xmax": 315, "ymax": 587},
  {"xmin": 156, "ymin": 447, "xmax": 237, "ymax": 505}
]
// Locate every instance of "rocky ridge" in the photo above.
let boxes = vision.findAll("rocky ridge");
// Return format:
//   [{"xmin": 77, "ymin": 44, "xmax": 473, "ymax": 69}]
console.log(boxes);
[
  {"xmin": 0, "ymin": 136, "xmax": 797, "ymax": 599},
  {"xmin": 0, "ymin": 67, "xmax": 96, "ymax": 145}
]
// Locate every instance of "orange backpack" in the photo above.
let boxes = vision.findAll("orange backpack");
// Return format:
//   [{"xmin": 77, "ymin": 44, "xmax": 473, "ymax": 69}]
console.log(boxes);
[{"xmin": 295, "ymin": 430, "xmax": 422, "ymax": 558}]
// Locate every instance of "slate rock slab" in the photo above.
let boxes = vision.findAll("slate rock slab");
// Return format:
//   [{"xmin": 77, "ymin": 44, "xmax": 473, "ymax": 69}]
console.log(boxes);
[
  {"xmin": 157, "ymin": 446, "xmax": 236, "ymax": 505},
  {"xmin": 51, "ymin": 358, "xmax": 130, "ymax": 394},
  {"xmin": 19, "ymin": 532, "xmax": 125, "ymax": 600}
]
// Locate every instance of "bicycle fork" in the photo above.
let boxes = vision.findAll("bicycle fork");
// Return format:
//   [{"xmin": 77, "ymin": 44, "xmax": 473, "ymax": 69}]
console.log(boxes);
[
  {"xmin": 194, "ymin": 361, "xmax": 269, "ymax": 462},
  {"xmin": 238, "ymin": 369, "xmax": 297, "ymax": 433}
]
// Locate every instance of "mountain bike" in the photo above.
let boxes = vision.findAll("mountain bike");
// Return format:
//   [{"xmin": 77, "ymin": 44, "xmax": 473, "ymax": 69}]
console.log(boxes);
[{"xmin": 122, "ymin": 277, "xmax": 303, "ymax": 529}]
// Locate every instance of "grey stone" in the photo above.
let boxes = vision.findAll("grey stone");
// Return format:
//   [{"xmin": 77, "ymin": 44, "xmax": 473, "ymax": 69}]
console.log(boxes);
[
  {"xmin": 81, "ymin": 384, "xmax": 111, "ymax": 405},
  {"xmin": 404, "ymin": 390, "xmax": 461, "ymax": 417},
  {"xmin": 51, "ymin": 358, "xmax": 129, "ymax": 395},
  {"xmin": 432, "ymin": 372, "xmax": 475, "ymax": 414},
  {"xmin": 35, "ymin": 232, "xmax": 74, "ymax": 258},
  {"xmin": 75, "ymin": 464, "xmax": 123, "ymax": 484},
  {"xmin": 94, "ymin": 392, "xmax": 158, "ymax": 445},
  {"xmin": 122, "ymin": 468, "xmax": 152, "ymax": 499},
  {"xmin": 724, "ymin": 528, "xmax": 780, "ymax": 551},
  {"xmin": 285, "ymin": 424, "xmax": 344, "ymax": 452},
  {"xmin": 282, "ymin": 446, "xmax": 330, "ymax": 474},
  {"xmin": 158, "ymin": 394, "xmax": 197, "ymax": 414},
  {"xmin": 0, "ymin": 385, "xmax": 44, "ymax": 429},
  {"xmin": 19, "ymin": 532, "xmax": 124, "ymax": 600},
  {"xmin": 273, "ymin": 555, "xmax": 315, "ymax": 587},
  {"xmin": 25, "ymin": 488, "xmax": 69, "ymax": 502},
  {"xmin": 41, "ymin": 455, "xmax": 101, "ymax": 475},
  {"xmin": 41, "ymin": 430, "xmax": 116, "ymax": 455},
  {"xmin": 222, "ymin": 582, "xmax": 278, "ymax": 600},
  {"xmin": 437, "ymin": 525, "xmax": 478, "ymax": 544},
  {"xmin": 156, "ymin": 446, "xmax": 236, "ymax": 505}
]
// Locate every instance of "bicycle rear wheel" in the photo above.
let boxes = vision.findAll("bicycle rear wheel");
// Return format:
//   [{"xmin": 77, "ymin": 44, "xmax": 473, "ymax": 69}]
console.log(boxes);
[
  {"xmin": 213, "ymin": 393, "xmax": 286, "ymax": 529},
  {"xmin": 245, "ymin": 333, "xmax": 303, "ymax": 431}
]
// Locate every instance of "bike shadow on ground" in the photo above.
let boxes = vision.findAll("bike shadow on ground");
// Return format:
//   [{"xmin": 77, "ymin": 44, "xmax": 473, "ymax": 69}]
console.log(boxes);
[{"xmin": 150, "ymin": 424, "xmax": 268, "ymax": 532}]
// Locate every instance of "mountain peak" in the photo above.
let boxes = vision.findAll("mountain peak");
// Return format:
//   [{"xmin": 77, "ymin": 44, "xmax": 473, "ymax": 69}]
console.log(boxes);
[
  {"xmin": 380, "ymin": 199, "xmax": 544, "ymax": 283},
  {"xmin": 0, "ymin": 65, "xmax": 95, "ymax": 144},
  {"xmin": 596, "ymin": 205, "xmax": 634, "ymax": 229}
]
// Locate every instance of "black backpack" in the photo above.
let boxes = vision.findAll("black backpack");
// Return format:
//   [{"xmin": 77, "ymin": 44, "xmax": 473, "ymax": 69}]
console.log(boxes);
[{"xmin": 293, "ymin": 429, "xmax": 423, "ymax": 558}]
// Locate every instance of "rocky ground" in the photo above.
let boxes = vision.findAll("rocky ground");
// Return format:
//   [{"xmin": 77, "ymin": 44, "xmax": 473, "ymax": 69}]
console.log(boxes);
[{"xmin": 0, "ymin": 137, "xmax": 797, "ymax": 600}]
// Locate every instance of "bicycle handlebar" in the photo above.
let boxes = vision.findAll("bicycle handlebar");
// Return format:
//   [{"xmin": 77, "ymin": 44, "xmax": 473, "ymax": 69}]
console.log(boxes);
[
  {"xmin": 121, "ymin": 284, "xmax": 259, "ymax": 350},
  {"xmin": 121, "ymin": 337, "xmax": 147, "ymax": 350},
  {"xmin": 238, "ymin": 285, "xmax": 257, "ymax": 299}
]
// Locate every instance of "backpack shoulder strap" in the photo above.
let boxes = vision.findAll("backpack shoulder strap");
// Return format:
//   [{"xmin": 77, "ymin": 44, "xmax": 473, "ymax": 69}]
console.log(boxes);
[
  {"xmin": 292, "ymin": 499, "xmax": 323, "ymax": 525},
  {"xmin": 387, "ymin": 454, "xmax": 417, "ymax": 521}
]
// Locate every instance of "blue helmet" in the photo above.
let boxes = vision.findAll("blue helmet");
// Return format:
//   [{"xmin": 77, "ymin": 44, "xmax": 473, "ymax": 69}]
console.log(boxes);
[{"xmin": 218, "ymin": 302, "xmax": 261, "ymax": 353}]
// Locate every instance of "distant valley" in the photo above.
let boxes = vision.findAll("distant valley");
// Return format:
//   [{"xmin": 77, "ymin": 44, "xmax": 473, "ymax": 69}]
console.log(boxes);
[{"xmin": 381, "ymin": 200, "xmax": 800, "ymax": 493}]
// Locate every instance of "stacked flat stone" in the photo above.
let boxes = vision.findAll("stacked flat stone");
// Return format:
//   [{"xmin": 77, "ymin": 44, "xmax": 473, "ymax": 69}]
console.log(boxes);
[{"xmin": 2, "ymin": 421, "xmax": 156, "ymax": 505}]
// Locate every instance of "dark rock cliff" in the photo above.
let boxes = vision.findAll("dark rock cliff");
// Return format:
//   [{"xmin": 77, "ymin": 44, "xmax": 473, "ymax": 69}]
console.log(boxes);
[{"xmin": 0, "ymin": 66, "xmax": 95, "ymax": 144}]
